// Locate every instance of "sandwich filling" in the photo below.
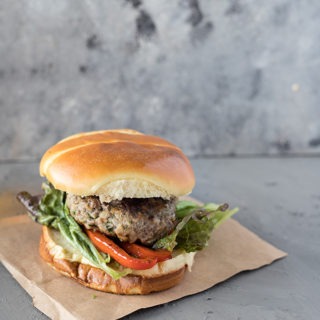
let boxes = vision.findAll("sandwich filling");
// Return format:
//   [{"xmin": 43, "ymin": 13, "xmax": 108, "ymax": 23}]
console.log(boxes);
[
  {"xmin": 44, "ymin": 226, "xmax": 196, "ymax": 277},
  {"xmin": 17, "ymin": 182, "xmax": 238, "ymax": 280},
  {"xmin": 66, "ymin": 195, "xmax": 177, "ymax": 245}
]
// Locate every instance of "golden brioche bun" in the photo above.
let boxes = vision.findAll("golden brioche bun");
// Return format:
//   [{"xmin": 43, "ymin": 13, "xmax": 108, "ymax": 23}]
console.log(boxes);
[
  {"xmin": 40, "ymin": 226, "xmax": 196, "ymax": 294},
  {"xmin": 40, "ymin": 129, "xmax": 195, "ymax": 200}
]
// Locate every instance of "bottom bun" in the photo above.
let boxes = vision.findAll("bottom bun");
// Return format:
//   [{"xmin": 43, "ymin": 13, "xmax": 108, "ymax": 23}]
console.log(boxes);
[{"xmin": 39, "ymin": 226, "xmax": 196, "ymax": 295}]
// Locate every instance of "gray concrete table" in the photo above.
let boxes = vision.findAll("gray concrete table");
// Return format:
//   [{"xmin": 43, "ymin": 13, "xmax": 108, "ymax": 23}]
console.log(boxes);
[{"xmin": 0, "ymin": 158, "xmax": 319, "ymax": 320}]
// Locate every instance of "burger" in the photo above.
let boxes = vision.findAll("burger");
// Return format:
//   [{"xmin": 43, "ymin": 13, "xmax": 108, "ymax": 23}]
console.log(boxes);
[{"xmin": 17, "ymin": 129, "xmax": 237, "ymax": 294}]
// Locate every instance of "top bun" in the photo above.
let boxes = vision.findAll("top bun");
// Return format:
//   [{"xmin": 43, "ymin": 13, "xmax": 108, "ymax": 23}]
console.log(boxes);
[{"xmin": 40, "ymin": 129, "xmax": 195, "ymax": 200}]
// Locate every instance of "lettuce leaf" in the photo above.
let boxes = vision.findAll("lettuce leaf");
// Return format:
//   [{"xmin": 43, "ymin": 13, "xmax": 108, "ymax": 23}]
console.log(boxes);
[
  {"xmin": 27, "ymin": 182, "xmax": 130, "ymax": 280},
  {"xmin": 18, "ymin": 183, "xmax": 238, "ymax": 276},
  {"xmin": 153, "ymin": 200, "xmax": 238, "ymax": 252}
]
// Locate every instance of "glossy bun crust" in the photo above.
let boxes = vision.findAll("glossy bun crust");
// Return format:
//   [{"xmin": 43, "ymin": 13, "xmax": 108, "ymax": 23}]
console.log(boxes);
[
  {"xmin": 40, "ymin": 226, "xmax": 191, "ymax": 294},
  {"xmin": 40, "ymin": 129, "xmax": 195, "ymax": 199}
]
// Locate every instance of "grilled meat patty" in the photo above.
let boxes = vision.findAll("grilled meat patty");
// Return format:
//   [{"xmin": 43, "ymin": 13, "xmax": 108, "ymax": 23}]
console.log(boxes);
[{"xmin": 66, "ymin": 194, "xmax": 177, "ymax": 245}]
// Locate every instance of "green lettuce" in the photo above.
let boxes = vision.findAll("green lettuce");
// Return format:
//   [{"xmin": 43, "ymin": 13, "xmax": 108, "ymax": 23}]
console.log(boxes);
[
  {"xmin": 32, "ymin": 182, "xmax": 130, "ymax": 280},
  {"xmin": 18, "ymin": 183, "xmax": 238, "ymax": 278},
  {"xmin": 154, "ymin": 200, "xmax": 238, "ymax": 252}
]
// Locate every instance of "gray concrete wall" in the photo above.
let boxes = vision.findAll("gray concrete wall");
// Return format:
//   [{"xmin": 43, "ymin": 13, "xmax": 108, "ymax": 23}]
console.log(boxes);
[{"xmin": 1, "ymin": 0, "xmax": 319, "ymax": 160}]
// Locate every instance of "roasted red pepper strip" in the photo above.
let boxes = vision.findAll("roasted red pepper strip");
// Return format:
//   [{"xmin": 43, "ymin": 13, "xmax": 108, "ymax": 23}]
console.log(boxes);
[
  {"xmin": 121, "ymin": 242, "xmax": 172, "ymax": 262},
  {"xmin": 86, "ymin": 230, "xmax": 157, "ymax": 270}
]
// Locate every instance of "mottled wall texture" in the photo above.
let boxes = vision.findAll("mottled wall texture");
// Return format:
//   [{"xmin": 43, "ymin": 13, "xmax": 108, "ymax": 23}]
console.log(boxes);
[{"xmin": 1, "ymin": 0, "xmax": 319, "ymax": 160}]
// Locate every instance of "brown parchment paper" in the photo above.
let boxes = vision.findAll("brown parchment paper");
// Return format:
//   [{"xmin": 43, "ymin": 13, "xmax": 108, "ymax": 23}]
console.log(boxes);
[{"xmin": 0, "ymin": 213, "xmax": 286, "ymax": 320}]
